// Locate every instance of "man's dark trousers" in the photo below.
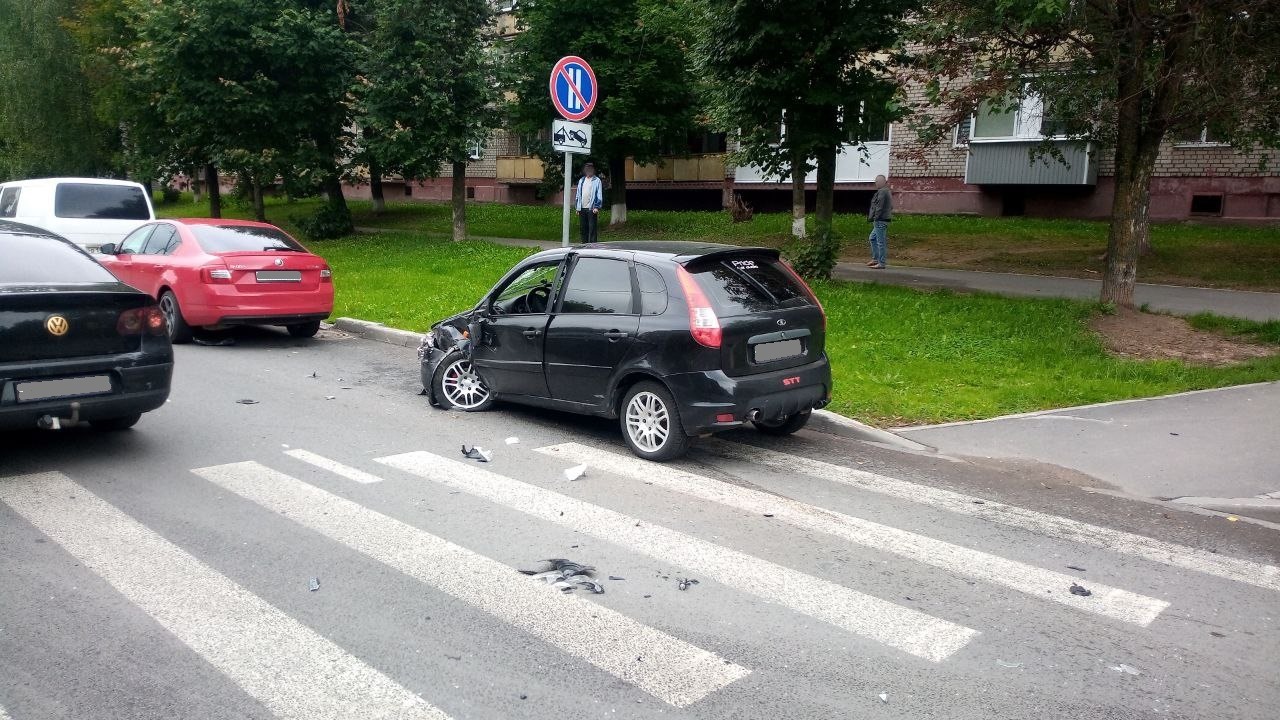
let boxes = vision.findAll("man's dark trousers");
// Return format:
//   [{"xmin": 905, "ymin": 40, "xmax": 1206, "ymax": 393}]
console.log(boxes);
[{"xmin": 579, "ymin": 209, "xmax": 598, "ymax": 243}]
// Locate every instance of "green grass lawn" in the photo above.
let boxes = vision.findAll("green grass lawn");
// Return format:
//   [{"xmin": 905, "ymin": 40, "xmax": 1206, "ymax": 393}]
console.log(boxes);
[
  {"xmin": 306, "ymin": 231, "xmax": 1280, "ymax": 426},
  {"xmin": 158, "ymin": 194, "xmax": 1280, "ymax": 290}
]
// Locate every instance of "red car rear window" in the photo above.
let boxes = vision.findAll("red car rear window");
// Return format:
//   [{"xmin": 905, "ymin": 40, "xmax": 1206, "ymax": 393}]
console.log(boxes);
[{"xmin": 189, "ymin": 225, "xmax": 306, "ymax": 253}]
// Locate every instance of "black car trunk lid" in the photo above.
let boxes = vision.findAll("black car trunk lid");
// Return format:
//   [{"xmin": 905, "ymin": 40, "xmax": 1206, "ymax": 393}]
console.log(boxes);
[{"xmin": 0, "ymin": 287, "xmax": 149, "ymax": 362}]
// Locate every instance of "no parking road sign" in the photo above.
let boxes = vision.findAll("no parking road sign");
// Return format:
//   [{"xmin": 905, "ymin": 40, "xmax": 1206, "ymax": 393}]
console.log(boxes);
[{"xmin": 549, "ymin": 56, "xmax": 597, "ymax": 121}]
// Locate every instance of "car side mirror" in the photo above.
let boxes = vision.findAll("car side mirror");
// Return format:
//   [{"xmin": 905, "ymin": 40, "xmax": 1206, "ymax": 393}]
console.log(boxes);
[{"xmin": 98, "ymin": 242, "xmax": 117, "ymax": 255}]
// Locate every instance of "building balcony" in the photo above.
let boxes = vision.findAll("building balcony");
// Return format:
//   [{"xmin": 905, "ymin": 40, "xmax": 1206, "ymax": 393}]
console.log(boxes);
[
  {"xmin": 964, "ymin": 139, "xmax": 1098, "ymax": 185},
  {"xmin": 627, "ymin": 154, "xmax": 726, "ymax": 183},
  {"xmin": 733, "ymin": 141, "xmax": 890, "ymax": 185},
  {"xmin": 496, "ymin": 156, "xmax": 545, "ymax": 183}
]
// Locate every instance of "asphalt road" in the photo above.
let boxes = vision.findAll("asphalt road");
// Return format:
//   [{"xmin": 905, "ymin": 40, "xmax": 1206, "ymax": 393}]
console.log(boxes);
[{"xmin": 2, "ymin": 329, "xmax": 1278, "ymax": 720}]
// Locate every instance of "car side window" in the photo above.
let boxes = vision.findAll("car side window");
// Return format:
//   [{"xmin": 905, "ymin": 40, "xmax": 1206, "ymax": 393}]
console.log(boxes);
[
  {"xmin": 560, "ymin": 257, "xmax": 635, "ymax": 315},
  {"xmin": 491, "ymin": 262, "xmax": 561, "ymax": 315},
  {"xmin": 636, "ymin": 264, "xmax": 667, "ymax": 316},
  {"xmin": 119, "ymin": 225, "xmax": 155, "ymax": 255},
  {"xmin": 142, "ymin": 225, "xmax": 177, "ymax": 255},
  {"xmin": 0, "ymin": 187, "xmax": 20, "ymax": 218}
]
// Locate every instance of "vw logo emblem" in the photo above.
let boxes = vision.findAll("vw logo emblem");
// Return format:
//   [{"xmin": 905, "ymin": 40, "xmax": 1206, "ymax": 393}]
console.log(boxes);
[
  {"xmin": 776, "ymin": 319, "xmax": 787, "ymax": 327},
  {"xmin": 274, "ymin": 258, "xmax": 284, "ymax": 266},
  {"xmin": 46, "ymin": 315, "xmax": 70, "ymax": 336}
]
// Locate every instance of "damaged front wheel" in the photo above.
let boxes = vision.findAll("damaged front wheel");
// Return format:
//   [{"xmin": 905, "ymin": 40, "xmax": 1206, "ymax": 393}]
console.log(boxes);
[{"xmin": 434, "ymin": 351, "xmax": 494, "ymax": 411}]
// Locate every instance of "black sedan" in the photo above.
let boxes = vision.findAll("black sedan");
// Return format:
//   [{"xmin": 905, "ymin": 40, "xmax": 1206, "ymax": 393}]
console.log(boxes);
[
  {"xmin": 0, "ymin": 221, "xmax": 172, "ymax": 431},
  {"xmin": 419, "ymin": 242, "xmax": 831, "ymax": 461}
]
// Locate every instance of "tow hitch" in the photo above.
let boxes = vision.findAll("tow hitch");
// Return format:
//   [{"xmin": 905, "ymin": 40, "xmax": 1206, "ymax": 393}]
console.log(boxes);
[{"xmin": 37, "ymin": 401, "xmax": 81, "ymax": 430}]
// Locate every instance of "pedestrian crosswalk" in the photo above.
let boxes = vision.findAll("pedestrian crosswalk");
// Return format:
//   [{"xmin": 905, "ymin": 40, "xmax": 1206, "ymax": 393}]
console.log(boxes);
[{"xmin": 3, "ymin": 438, "xmax": 1278, "ymax": 718}]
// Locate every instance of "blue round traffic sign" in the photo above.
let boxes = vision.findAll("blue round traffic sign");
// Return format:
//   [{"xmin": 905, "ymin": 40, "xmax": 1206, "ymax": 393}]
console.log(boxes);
[{"xmin": 549, "ymin": 56, "xmax": 597, "ymax": 122}]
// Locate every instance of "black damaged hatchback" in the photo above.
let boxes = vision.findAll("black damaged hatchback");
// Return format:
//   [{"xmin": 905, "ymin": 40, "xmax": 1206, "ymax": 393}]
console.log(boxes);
[{"xmin": 419, "ymin": 242, "xmax": 831, "ymax": 461}]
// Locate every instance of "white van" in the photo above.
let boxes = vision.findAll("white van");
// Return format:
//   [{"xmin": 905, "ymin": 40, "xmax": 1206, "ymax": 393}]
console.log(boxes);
[{"xmin": 0, "ymin": 177, "xmax": 155, "ymax": 252}]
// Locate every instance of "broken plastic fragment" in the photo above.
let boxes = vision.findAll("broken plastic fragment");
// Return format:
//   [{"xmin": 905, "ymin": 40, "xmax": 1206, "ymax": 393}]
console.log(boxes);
[
  {"xmin": 505, "ymin": 437, "xmax": 520, "ymax": 445},
  {"xmin": 608, "ymin": 575, "xmax": 625, "ymax": 581},
  {"xmin": 308, "ymin": 577, "xmax": 320, "ymax": 592},
  {"xmin": 564, "ymin": 464, "xmax": 587, "ymax": 481},
  {"xmin": 325, "ymin": 395, "xmax": 336, "ymax": 400},
  {"xmin": 996, "ymin": 659, "xmax": 1023, "ymax": 668},
  {"xmin": 461, "ymin": 445, "xmax": 492, "ymax": 462},
  {"xmin": 1110, "ymin": 663, "xmax": 1141, "ymax": 676},
  {"xmin": 1066, "ymin": 565, "xmax": 1086, "ymax": 572},
  {"xmin": 878, "ymin": 692, "xmax": 888, "ymax": 704},
  {"xmin": 1069, "ymin": 583, "xmax": 1092, "ymax": 597},
  {"xmin": 676, "ymin": 577, "xmax": 700, "ymax": 591},
  {"xmin": 236, "ymin": 399, "xmax": 259, "ymax": 405}
]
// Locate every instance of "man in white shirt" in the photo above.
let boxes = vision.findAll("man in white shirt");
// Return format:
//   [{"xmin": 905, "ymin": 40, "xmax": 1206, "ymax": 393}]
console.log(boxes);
[{"xmin": 575, "ymin": 162, "xmax": 602, "ymax": 243}]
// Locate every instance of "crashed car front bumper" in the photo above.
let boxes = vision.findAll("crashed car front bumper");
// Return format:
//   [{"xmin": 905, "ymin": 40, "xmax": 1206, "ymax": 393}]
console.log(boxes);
[{"xmin": 418, "ymin": 326, "xmax": 472, "ymax": 404}]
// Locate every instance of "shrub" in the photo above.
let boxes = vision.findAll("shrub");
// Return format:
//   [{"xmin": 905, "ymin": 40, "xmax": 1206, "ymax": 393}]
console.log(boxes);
[
  {"xmin": 785, "ymin": 228, "xmax": 841, "ymax": 279},
  {"xmin": 294, "ymin": 202, "xmax": 354, "ymax": 241}
]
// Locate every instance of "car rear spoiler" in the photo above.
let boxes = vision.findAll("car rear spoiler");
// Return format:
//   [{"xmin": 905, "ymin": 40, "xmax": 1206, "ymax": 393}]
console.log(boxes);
[{"xmin": 678, "ymin": 247, "xmax": 781, "ymax": 269}]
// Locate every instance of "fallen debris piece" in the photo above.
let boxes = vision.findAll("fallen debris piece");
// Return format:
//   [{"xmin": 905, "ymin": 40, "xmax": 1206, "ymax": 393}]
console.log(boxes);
[
  {"xmin": 564, "ymin": 464, "xmax": 587, "ymax": 481},
  {"xmin": 308, "ymin": 577, "xmax": 320, "ymax": 592},
  {"xmin": 324, "ymin": 395, "xmax": 336, "ymax": 400},
  {"xmin": 1069, "ymin": 583, "xmax": 1092, "ymax": 597},
  {"xmin": 519, "ymin": 558, "xmax": 603, "ymax": 594},
  {"xmin": 608, "ymin": 575, "xmax": 625, "ymax": 581},
  {"xmin": 1066, "ymin": 565, "xmax": 1086, "ymax": 572},
  {"xmin": 1210, "ymin": 631, "xmax": 1226, "ymax": 638},
  {"xmin": 676, "ymin": 577, "xmax": 700, "ymax": 591},
  {"xmin": 461, "ymin": 445, "xmax": 492, "ymax": 462},
  {"xmin": 310, "ymin": 371, "xmax": 318, "ymax": 378},
  {"xmin": 878, "ymin": 692, "xmax": 889, "ymax": 704},
  {"xmin": 236, "ymin": 399, "xmax": 259, "ymax": 405},
  {"xmin": 1110, "ymin": 663, "xmax": 1141, "ymax": 676},
  {"xmin": 505, "ymin": 437, "xmax": 520, "ymax": 445},
  {"xmin": 1226, "ymin": 515, "xmax": 1239, "ymax": 522},
  {"xmin": 996, "ymin": 659, "xmax": 1023, "ymax": 668},
  {"xmin": 763, "ymin": 513, "xmax": 775, "ymax": 518}
]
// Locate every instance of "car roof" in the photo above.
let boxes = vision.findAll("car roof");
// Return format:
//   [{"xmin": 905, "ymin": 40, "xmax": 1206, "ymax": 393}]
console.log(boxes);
[
  {"xmin": 526, "ymin": 241, "xmax": 780, "ymax": 265},
  {"xmin": 0, "ymin": 219, "xmax": 65, "ymax": 239},
  {"xmin": 169, "ymin": 218, "xmax": 283, "ymax": 229},
  {"xmin": 0, "ymin": 177, "xmax": 146, "ymax": 189}
]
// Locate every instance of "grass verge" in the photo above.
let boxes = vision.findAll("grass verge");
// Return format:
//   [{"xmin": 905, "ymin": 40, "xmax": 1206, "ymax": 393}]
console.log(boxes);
[{"xmin": 314, "ymin": 231, "xmax": 1280, "ymax": 426}]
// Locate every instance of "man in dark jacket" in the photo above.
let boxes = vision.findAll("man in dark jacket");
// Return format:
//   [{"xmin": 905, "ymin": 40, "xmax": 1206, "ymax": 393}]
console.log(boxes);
[{"xmin": 867, "ymin": 175, "xmax": 892, "ymax": 269}]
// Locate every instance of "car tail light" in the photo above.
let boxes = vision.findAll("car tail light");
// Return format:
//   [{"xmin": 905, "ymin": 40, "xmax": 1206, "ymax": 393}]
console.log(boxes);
[
  {"xmin": 118, "ymin": 306, "xmax": 167, "ymax": 336},
  {"xmin": 675, "ymin": 265, "xmax": 722, "ymax": 349},
  {"xmin": 201, "ymin": 266, "xmax": 233, "ymax": 283},
  {"xmin": 715, "ymin": 413, "xmax": 735, "ymax": 423},
  {"xmin": 779, "ymin": 259, "xmax": 826, "ymax": 329},
  {"xmin": 320, "ymin": 267, "xmax": 332, "ymax": 282}
]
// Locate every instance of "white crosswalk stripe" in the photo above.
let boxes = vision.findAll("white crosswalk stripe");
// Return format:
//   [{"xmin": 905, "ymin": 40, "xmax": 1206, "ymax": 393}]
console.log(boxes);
[
  {"xmin": 705, "ymin": 439, "xmax": 1280, "ymax": 593},
  {"xmin": 376, "ymin": 450, "xmax": 979, "ymax": 663},
  {"xmin": 0, "ymin": 472, "xmax": 449, "ymax": 720},
  {"xmin": 193, "ymin": 460, "xmax": 748, "ymax": 708},
  {"xmin": 0, "ymin": 702, "xmax": 11, "ymax": 720},
  {"xmin": 535, "ymin": 442, "xmax": 1170, "ymax": 626},
  {"xmin": 284, "ymin": 448, "xmax": 384, "ymax": 484}
]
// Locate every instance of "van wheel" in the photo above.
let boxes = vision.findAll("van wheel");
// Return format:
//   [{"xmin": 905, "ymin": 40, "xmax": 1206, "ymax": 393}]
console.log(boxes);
[
  {"xmin": 159, "ymin": 290, "xmax": 193, "ymax": 344},
  {"xmin": 433, "ymin": 351, "xmax": 494, "ymax": 411},
  {"xmin": 620, "ymin": 381, "xmax": 689, "ymax": 462},
  {"xmin": 753, "ymin": 409, "xmax": 812, "ymax": 436}
]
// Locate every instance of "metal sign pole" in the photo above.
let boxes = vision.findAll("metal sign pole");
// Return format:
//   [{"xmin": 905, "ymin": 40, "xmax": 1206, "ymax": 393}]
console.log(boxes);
[{"xmin": 561, "ymin": 151, "xmax": 572, "ymax": 247}]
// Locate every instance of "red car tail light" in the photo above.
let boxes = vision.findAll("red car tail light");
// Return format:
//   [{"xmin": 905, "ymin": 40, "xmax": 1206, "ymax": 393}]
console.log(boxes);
[
  {"xmin": 779, "ymin": 259, "xmax": 826, "ymax": 329},
  {"xmin": 675, "ymin": 265, "xmax": 722, "ymax": 349},
  {"xmin": 118, "ymin": 306, "xmax": 168, "ymax": 337},
  {"xmin": 320, "ymin": 267, "xmax": 332, "ymax": 282},
  {"xmin": 201, "ymin": 266, "xmax": 233, "ymax": 283}
]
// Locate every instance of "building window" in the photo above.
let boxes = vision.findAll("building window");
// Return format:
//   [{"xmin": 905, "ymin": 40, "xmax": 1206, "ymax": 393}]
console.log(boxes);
[
  {"xmin": 1190, "ymin": 194, "xmax": 1224, "ymax": 216},
  {"xmin": 953, "ymin": 120, "xmax": 971, "ymax": 147},
  {"xmin": 971, "ymin": 88, "xmax": 1068, "ymax": 141},
  {"xmin": 469, "ymin": 142, "xmax": 484, "ymax": 161},
  {"xmin": 1175, "ymin": 126, "xmax": 1228, "ymax": 146}
]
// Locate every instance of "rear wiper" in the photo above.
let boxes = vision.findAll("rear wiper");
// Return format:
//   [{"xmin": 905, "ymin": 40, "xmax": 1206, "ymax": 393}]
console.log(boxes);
[{"xmin": 262, "ymin": 246, "xmax": 301, "ymax": 252}]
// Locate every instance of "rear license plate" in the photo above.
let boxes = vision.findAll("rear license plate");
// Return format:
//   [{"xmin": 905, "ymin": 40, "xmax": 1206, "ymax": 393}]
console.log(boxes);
[
  {"xmin": 753, "ymin": 338, "xmax": 803, "ymax": 363},
  {"xmin": 255, "ymin": 270, "xmax": 302, "ymax": 283},
  {"xmin": 16, "ymin": 375, "xmax": 113, "ymax": 403}
]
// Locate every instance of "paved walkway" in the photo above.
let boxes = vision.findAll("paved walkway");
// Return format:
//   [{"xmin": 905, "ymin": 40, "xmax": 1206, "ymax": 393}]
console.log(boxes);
[{"xmin": 474, "ymin": 235, "xmax": 1280, "ymax": 321}]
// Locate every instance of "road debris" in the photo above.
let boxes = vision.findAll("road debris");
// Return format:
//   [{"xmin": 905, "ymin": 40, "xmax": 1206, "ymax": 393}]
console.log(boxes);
[
  {"xmin": 461, "ymin": 445, "xmax": 493, "ymax": 462},
  {"xmin": 1066, "ymin": 565, "xmax": 1086, "ymax": 572},
  {"xmin": 324, "ymin": 395, "xmax": 336, "ymax": 400},
  {"xmin": 519, "ymin": 558, "xmax": 604, "ymax": 594},
  {"xmin": 310, "ymin": 371, "xmax": 318, "ymax": 378},
  {"xmin": 878, "ymin": 692, "xmax": 889, "ymax": 704},
  {"xmin": 763, "ymin": 513, "xmax": 775, "ymax": 518},
  {"xmin": 608, "ymin": 575, "xmax": 625, "ymax": 581},
  {"xmin": 1110, "ymin": 663, "xmax": 1141, "ymax": 676},
  {"xmin": 505, "ymin": 437, "xmax": 520, "ymax": 445},
  {"xmin": 236, "ymin": 399, "xmax": 259, "ymax": 405},
  {"xmin": 308, "ymin": 577, "xmax": 320, "ymax": 592},
  {"xmin": 1227, "ymin": 515, "xmax": 1239, "ymax": 522},
  {"xmin": 1069, "ymin": 583, "xmax": 1092, "ymax": 597},
  {"xmin": 676, "ymin": 577, "xmax": 699, "ymax": 591},
  {"xmin": 1210, "ymin": 631, "xmax": 1226, "ymax": 638},
  {"xmin": 564, "ymin": 464, "xmax": 587, "ymax": 481},
  {"xmin": 996, "ymin": 659, "xmax": 1023, "ymax": 668}
]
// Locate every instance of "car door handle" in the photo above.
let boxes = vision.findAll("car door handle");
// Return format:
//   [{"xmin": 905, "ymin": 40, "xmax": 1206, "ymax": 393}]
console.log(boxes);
[
  {"xmin": 603, "ymin": 330, "xmax": 630, "ymax": 341},
  {"xmin": 522, "ymin": 328, "xmax": 542, "ymax": 339}
]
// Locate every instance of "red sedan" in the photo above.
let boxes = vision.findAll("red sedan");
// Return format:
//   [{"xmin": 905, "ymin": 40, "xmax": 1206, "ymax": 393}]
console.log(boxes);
[{"xmin": 98, "ymin": 218, "xmax": 333, "ymax": 343}]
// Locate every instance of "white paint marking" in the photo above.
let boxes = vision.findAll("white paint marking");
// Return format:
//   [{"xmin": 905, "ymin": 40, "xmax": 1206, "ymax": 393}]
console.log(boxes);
[
  {"xmin": 284, "ymin": 448, "xmax": 383, "ymax": 484},
  {"xmin": 375, "ymin": 451, "xmax": 978, "ymax": 663},
  {"xmin": 192, "ymin": 461, "xmax": 746, "ymax": 707},
  {"xmin": 703, "ymin": 439, "xmax": 1280, "ymax": 594},
  {"xmin": 536, "ymin": 443, "xmax": 1169, "ymax": 626},
  {"xmin": 0, "ymin": 702, "xmax": 11, "ymax": 720},
  {"xmin": 0, "ymin": 472, "xmax": 447, "ymax": 720}
]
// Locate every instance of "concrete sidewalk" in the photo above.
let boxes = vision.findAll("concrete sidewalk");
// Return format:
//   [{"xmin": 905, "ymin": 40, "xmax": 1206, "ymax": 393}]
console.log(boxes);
[
  {"xmin": 899, "ymin": 382, "xmax": 1280, "ymax": 523},
  {"xmin": 478, "ymin": 235, "xmax": 1280, "ymax": 321}
]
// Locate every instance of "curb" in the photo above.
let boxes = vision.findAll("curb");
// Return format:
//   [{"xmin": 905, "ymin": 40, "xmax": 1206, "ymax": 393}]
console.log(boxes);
[
  {"xmin": 810, "ymin": 409, "xmax": 936, "ymax": 453},
  {"xmin": 331, "ymin": 317, "xmax": 423, "ymax": 348}
]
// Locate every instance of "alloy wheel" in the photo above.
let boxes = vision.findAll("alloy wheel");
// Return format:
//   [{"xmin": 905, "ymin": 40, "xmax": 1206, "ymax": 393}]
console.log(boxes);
[
  {"xmin": 625, "ymin": 391, "xmax": 670, "ymax": 453},
  {"xmin": 440, "ymin": 359, "xmax": 491, "ymax": 409},
  {"xmin": 159, "ymin": 294, "xmax": 178, "ymax": 339}
]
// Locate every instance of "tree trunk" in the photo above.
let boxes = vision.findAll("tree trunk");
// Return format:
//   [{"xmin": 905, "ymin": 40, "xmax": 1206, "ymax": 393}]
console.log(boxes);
[
  {"xmin": 790, "ymin": 144, "xmax": 807, "ymax": 239},
  {"xmin": 813, "ymin": 144, "xmax": 836, "ymax": 239},
  {"xmin": 607, "ymin": 156, "xmax": 627, "ymax": 225},
  {"xmin": 191, "ymin": 169, "xmax": 202, "ymax": 204},
  {"xmin": 323, "ymin": 172, "xmax": 348, "ymax": 214},
  {"xmin": 252, "ymin": 179, "xmax": 266, "ymax": 222},
  {"xmin": 204, "ymin": 163, "xmax": 221, "ymax": 218},
  {"xmin": 369, "ymin": 160, "xmax": 385, "ymax": 215},
  {"xmin": 1100, "ymin": 143, "xmax": 1159, "ymax": 308},
  {"xmin": 451, "ymin": 161, "xmax": 467, "ymax": 241}
]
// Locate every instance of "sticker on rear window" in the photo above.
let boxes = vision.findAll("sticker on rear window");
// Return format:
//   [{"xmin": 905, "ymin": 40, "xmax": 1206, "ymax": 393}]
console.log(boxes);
[{"xmin": 731, "ymin": 259, "xmax": 759, "ymax": 270}]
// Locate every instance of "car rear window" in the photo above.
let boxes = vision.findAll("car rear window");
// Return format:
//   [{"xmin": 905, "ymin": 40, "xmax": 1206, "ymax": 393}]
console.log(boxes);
[
  {"xmin": 189, "ymin": 225, "xmax": 306, "ymax": 253},
  {"xmin": 54, "ymin": 183, "xmax": 151, "ymax": 220},
  {"xmin": 0, "ymin": 232, "xmax": 119, "ymax": 284},
  {"xmin": 690, "ymin": 256, "xmax": 812, "ymax": 313}
]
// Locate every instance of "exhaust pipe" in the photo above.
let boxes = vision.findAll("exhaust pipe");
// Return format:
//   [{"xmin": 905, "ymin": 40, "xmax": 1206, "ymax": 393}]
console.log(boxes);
[
  {"xmin": 37, "ymin": 402, "xmax": 81, "ymax": 430},
  {"xmin": 746, "ymin": 409, "xmax": 762, "ymax": 422}
]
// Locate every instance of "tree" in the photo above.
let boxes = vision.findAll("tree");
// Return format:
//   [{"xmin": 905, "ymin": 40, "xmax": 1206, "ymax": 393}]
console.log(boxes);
[
  {"xmin": 905, "ymin": 0, "xmax": 1280, "ymax": 307},
  {"xmin": 509, "ymin": 0, "xmax": 699, "ymax": 225},
  {"xmin": 696, "ymin": 0, "xmax": 911, "ymax": 276},
  {"xmin": 359, "ymin": 0, "xmax": 500, "ymax": 240},
  {"xmin": 0, "ymin": 0, "xmax": 118, "ymax": 180}
]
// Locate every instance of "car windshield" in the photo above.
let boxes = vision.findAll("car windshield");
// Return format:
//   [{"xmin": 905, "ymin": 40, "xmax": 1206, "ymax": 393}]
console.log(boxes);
[
  {"xmin": 0, "ymin": 232, "xmax": 119, "ymax": 285},
  {"xmin": 690, "ymin": 256, "xmax": 811, "ymax": 314},
  {"xmin": 189, "ymin": 224, "xmax": 306, "ymax": 253},
  {"xmin": 53, "ymin": 183, "xmax": 151, "ymax": 220}
]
